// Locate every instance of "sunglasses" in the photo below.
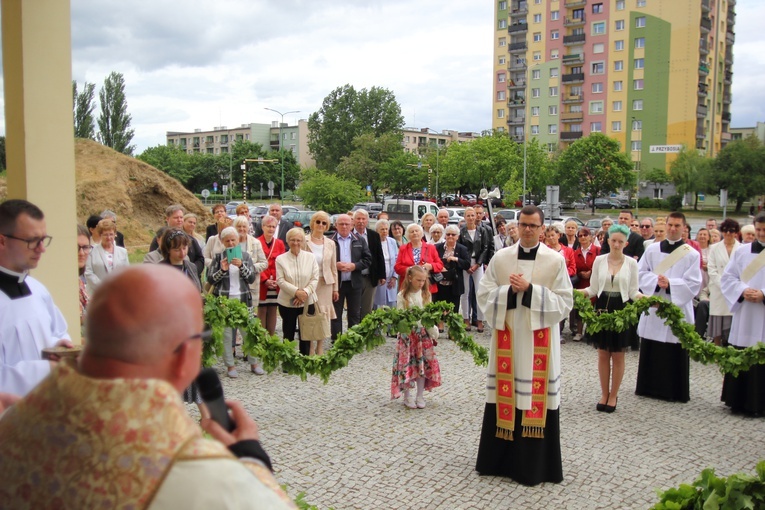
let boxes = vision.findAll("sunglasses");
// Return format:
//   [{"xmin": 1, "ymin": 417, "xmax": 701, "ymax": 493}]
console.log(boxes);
[
  {"xmin": 640, "ymin": 225, "xmax": 652, "ymax": 229},
  {"xmin": 315, "ymin": 221, "xmax": 328, "ymax": 226},
  {"xmin": 577, "ymin": 233, "xmax": 590, "ymax": 237},
  {"xmin": 720, "ymin": 229, "xmax": 738, "ymax": 234}
]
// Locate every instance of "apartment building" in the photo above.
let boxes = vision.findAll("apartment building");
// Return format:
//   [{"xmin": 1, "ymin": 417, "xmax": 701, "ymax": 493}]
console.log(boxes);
[
  {"xmin": 492, "ymin": 0, "xmax": 735, "ymax": 177},
  {"xmin": 401, "ymin": 127, "xmax": 482, "ymax": 154}
]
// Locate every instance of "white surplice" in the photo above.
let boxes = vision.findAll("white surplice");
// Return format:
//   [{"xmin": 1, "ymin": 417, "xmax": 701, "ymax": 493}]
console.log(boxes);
[
  {"xmin": 708, "ymin": 240, "xmax": 741, "ymax": 317},
  {"xmin": 720, "ymin": 242, "xmax": 765, "ymax": 347}
]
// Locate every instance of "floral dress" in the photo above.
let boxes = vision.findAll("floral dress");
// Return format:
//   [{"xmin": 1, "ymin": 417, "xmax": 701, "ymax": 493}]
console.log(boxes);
[{"xmin": 390, "ymin": 291, "xmax": 442, "ymax": 399}]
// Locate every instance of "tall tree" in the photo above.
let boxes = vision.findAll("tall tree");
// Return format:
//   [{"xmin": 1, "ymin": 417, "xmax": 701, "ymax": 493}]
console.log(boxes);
[
  {"xmin": 307, "ymin": 84, "xmax": 404, "ymax": 171},
  {"xmin": 713, "ymin": 136, "xmax": 765, "ymax": 213},
  {"xmin": 668, "ymin": 147, "xmax": 713, "ymax": 211},
  {"xmin": 336, "ymin": 132, "xmax": 405, "ymax": 199},
  {"xmin": 72, "ymin": 80, "xmax": 97, "ymax": 139},
  {"xmin": 297, "ymin": 168, "xmax": 364, "ymax": 212},
  {"xmin": 554, "ymin": 133, "xmax": 634, "ymax": 213},
  {"xmin": 97, "ymin": 72, "xmax": 135, "ymax": 155}
]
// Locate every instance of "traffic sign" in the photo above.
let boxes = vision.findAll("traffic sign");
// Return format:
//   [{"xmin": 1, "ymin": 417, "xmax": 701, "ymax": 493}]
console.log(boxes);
[
  {"xmin": 267, "ymin": 181, "xmax": 275, "ymax": 190},
  {"xmin": 649, "ymin": 145, "xmax": 682, "ymax": 154},
  {"xmin": 201, "ymin": 189, "xmax": 210, "ymax": 198}
]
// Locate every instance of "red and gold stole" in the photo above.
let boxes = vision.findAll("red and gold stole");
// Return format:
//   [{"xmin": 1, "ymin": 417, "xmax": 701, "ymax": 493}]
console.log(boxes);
[{"xmin": 495, "ymin": 325, "xmax": 551, "ymax": 440}]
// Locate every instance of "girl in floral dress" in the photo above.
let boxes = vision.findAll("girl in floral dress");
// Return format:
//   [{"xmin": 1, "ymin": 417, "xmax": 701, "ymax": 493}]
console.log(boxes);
[{"xmin": 391, "ymin": 265, "xmax": 442, "ymax": 409}]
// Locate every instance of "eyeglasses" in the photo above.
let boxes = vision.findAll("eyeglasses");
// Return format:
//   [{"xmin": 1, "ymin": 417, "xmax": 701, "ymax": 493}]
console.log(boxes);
[
  {"xmin": 720, "ymin": 229, "xmax": 738, "ymax": 234},
  {"xmin": 577, "ymin": 233, "xmax": 590, "ymax": 237},
  {"xmin": 173, "ymin": 327, "xmax": 213, "ymax": 353},
  {"xmin": 2, "ymin": 233, "xmax": 53, "ymax": 250},
  {"xmin": 77, "ymin": 244, "xmax": 93, "ymax": 253},
  {"xmin": 518, "ymin": 223, "xmax": 542, "ymax": 230},
  {"xmin": 315, "ymin": 221, "xmax": 328, "ymax": 226},
  {"xmin": 640, "ymin": 225, "xmax": 652, "ymax": 229},
  {"xmin": 445, "ymin": 233, "xmax": 458, "ymax": 236}
]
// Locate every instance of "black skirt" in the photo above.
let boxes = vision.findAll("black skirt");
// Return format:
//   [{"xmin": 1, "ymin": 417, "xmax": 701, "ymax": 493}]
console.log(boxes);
[
  {"xmin": 635, "ymin": 339, "xmax": 690, "ymax": 402},
  {"xmin": 475, "ymin": 403, "xmax": 563, "ymax": 486},
  {"xmin": 588, "ymin": 293, "xmax": 631, "ymax": 352},
  {"xmin": 721, "ymin": 346, "xmax": 765, "ymax": 416}
]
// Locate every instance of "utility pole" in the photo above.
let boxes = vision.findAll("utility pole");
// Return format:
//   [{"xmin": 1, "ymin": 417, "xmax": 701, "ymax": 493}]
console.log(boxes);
[{"xmin": 264, "ymin": 107, "xmax": 299, "ymax": 203}]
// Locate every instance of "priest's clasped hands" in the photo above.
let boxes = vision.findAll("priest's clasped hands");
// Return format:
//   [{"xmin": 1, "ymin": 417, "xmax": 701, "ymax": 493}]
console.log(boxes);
[
  {"xmin": 742, "ymin": 288, "xmax": 764, "ymax": 303},
  {"xmin": 509, "ymin": 273, "xmax": 530, "ymax": 294}
]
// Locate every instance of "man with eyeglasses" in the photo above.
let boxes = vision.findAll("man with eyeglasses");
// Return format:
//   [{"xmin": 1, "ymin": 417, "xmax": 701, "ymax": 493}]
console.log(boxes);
[
  {"xmin": 0, "ymin": 199, "xmax": 72, "ymax": 396},
  {"xmin": 0, "ymin": 265, "xmax": 295, "ymax": 508},
  {"xmin": 475, "ymin": 206, "xmax": 573, "ymax": 486}
]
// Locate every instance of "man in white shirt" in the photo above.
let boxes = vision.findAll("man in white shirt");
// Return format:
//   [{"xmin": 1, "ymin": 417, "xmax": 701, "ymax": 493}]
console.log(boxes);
[{"xmin": 0, "ymin": 199, "xmax": 72, "ymax": 396}]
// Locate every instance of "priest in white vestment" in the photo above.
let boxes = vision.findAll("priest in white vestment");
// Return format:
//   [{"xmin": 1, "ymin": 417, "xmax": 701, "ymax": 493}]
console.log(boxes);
[
  {"xmin": 635, "ymin": 212, "xmax": 701, "ymax": 403},
  {"xmin": 475, "ymin": 206, "xmax": 573, "ymax": 486},
  {"xmin": 719, "ymin": 213, "xmax": 765, "ymax": 416}
]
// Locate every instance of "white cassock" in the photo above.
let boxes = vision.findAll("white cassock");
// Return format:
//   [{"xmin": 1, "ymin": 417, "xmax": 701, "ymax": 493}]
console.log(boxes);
[
  {"xmin": 637, "ymin": 241, "xmax": 702, "ymax": 343},
  {"xmin": 0, "ymin": 269, "xmax": 70, "ymax": 396},
  {"xmin": 720, "ymin": 242, "xmax": 765, "ymax": 347}
]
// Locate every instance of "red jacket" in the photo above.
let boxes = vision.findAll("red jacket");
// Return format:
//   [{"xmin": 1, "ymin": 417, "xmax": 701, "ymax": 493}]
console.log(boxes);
[
  {"xmin": 256, "ymin": 236, "xmax": 286, "ymax": 301},
  {"xmin": 550, "ymin": 244, "xmax": 577, "ymax": 278},
  {"xmin": 573, "ymin": 245, "xmax": 600, "ymax": 289},
  {"xmin": 394, "ymin": 242, "xmax": 444, "ymax": 295}
]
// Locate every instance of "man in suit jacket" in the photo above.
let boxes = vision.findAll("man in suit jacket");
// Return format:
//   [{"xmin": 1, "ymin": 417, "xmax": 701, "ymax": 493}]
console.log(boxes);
[
  {"xmin": 330, "ymin": 214, "xmax": 372, "ymax": 340},
  {"xmin": 149, "ymin": 205, "xmax": 205, "ymax": 277},
  {"xmin": 600, "ymin": 210, "xmax": 645, "ymax": 260},
  {"xmin": 353, "ymin": 209, "xmax": 386, "ymax": 319},
  {"xmin": 253, "ymin": 203, "xmax": 292, "ymax": 246}
]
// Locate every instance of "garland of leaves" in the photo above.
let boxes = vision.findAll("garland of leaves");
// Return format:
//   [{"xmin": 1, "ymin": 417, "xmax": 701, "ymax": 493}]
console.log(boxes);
[
  {"xmin": 573, "ymin": 290, "xmax": 765, "ymax": 376},
  {"xmin": 202, "ymin": 295, "xmax": 488, "ymax": 382}
]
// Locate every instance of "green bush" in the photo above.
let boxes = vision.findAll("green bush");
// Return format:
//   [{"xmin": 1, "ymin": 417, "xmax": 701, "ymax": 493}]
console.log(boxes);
[
  {"xmin": 296, "ymin": 169, "xmax": 364, "ymax": 213},
  {"xmin": 667, "ymin": 195, "xmax": 683, "ymax": 211}
]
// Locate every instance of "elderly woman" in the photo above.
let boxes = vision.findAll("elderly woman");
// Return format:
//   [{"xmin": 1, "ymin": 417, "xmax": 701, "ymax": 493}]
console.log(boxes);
[
  {"xmin": 390, "ymin": 220, "xmax": 407, "ymax": 247},
  {"xmin": 708, "ymin": 219, "xmax": 741, "ymax": 346},
  {"xmin": 233, "ymin": 216, "xmax": 268, "ymax": 275},
  {"xmin": 256, "ymin": 214, "xmax": 286, "ymax": 335},
  {"xmin": 206, "ymin": 204, "xmax": 228, "ymax": 241},
  {"xmin": 420, "ymin": 213, "xmax": 437, "ymax": 243},
  {"xmin": 429, "ymin": 223, "xmax": 445, "ymax": 245},
  {"xmin": 434, "ymin": 224, "xmax": 470, "ymax": 320},
  {"xmin": 183, "ymin": 213, "xmax": 206, "ymax": 252},
  {"xmin": 303, "ymin": 211, "xmax": 338, "ymax": 355},
  {"xmin": 395, "ymin": 223, "xmax": 444, "ymax": 296},
  {"xmin": 235, "ymin": 203, "xmax": 255, "ymax": 236},
  {"xmin": 76, "ymin": 225, "xmax": 92, "ymax": 335},
  {"xmin": 493, "ymin": 218, "xmax": 507, "ymax": 251},
  {"xmin": 159, "ymin": 229, "xmax": 202, "ymax": 292},
  {"xmin": 595, "ymin": 217, "xmax": 614, "ymax": 247},
  {"xmin": 374, "ymin": 219, "xmax": 399, "ymax": 310},
  {"xmin": 741, "ymin": 224, "xmax": 756, "ymax": 243},
  {"xmin": 277, "ymin": 228, "xmax": 320, "ymax": 355},
  {"xmin": 572, "ymin": 227, "xmax": 600, "ymax": 341},
  {"xmin": 84, "ymin": 218, "xmax": 129, "ymax": 295},
  {"xmin": 208, "ymin": 226, "xmax": 257, "ymax": 378},
  {"xmin": 560, "ymin": 219, "xmax": 580, "ymax": 250}
]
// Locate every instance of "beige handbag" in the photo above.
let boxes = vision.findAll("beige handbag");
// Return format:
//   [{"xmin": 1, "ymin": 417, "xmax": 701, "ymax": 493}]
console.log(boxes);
[{"xmin": 298, "ymin": 296, "xmax": 330, "ymax": 342}]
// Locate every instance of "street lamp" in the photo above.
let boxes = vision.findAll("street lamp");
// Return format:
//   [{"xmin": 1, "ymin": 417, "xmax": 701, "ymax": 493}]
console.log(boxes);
[
  {"xmin": 264, "ymin": 107, "xmax": 300, "ymax": 203},
  {"xmin": 632, "ymin": 116, "xmax": 641, "ymax": 216},
  {"xmin": 521, "ymin": 61, "xmax": 539, "ymax": 207}
]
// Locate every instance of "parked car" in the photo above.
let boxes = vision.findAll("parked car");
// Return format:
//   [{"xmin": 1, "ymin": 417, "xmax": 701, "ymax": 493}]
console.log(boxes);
[
  {"xmin": 249, "ymin": 205, "xmax": 268, "ymax": 221},
  {"xmin": 593, "ymin": 198, "xmax": 621, "ymax": 209},
  {"xmin": 495, "ymin": 209, "xmax": 521, "ymax": 222},
  {"xmin": 281, "ymin": 205, "xmax": 299, "ymax": 215},
  {"xmin": 585, "ymin": 218, "xmax": 606, "ymax": 230},
  {"xmin": 561, "ymin": 200, "xmax": 587, "ymax": 210},
  {"xmin": 444, "ymin": 208, "xmax": 465, "ymax": 224},
  {"xmin": 557, "ymin": 216, "xmax": 585, "ymax": 227},
  {"xmin": 351, "ymin": 202, "xmax": 383, "ymax": 219},
  {"xmin": 285, "ymin": 210, "xmax": 317, "ymax": 233},
  {"xmin": 459, "ymin": 194, "xmax": 477, "ymax": 207},
  {"xmin": 440, "ymin": 194, "xmax": 459, "ymax": 206}
]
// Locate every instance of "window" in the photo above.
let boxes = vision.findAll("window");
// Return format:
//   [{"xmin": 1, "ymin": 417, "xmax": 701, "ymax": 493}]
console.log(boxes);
[
  {"xmin": 551, "ymin": 49, "xmax": 559, "ymax": 59},
  {"xmin": 497, "ymin": 90, "xmax": 506, "ymax": 101},
  {"xmin": 592, "ymin": 82, "xmax": 603, "ymax": 93},
  {"xmin": 633, "ymin": 99, "xmax": 643, "ymax": 110},
  {"xmin": 496, "ymin": 127, "xmax": 505, "ymax": 133},
  {"xmin": 631, "ymin": 141, "xmax": 642, "ymax": 151},
  {"xmin": 634, "ymin": 58, "xmax": 644, "ymax": 69},
  {"xmin": 571, "ymin": 124, "xmax": 583, "ymax": 132},
  {"xmin": 590, "ymin": 101, "xmax": 604, "ymax": 113},
  {"xmin": 499, "ymin": 56, "xmax": 506, "ymax": 65},
  {"xmin": 571, "ymin": 105, "xmax": 583, "ymax": 113},
  {"xmin": 549, "ymin": 124, "xmax": 558, "ymax": 135},
  {"xmin": 499, "ymin": 19, "xmax": 507, "ymax": 29},
  {"xmin": 531, "ymin": 125, "xmax": 540, "ymax": 134},
  {"xmin": 616, "ymin": 0, "xmax": 625, "ymax": 9},
  {"xmin": 591, "ymin": 62, "xmax": 605, "ymax": 74},
  {"xmin": 573, "ymin": 8, "xmax": 584, "ymax": 19},
  {"xmin": 551, "ymin": 30, "xmax": 559, "ymax": 40},
  {"xmin": 533, "ymin": 32, "xmax": 542, "ymax": 42},
  {"xmin": 635, "ymin": 37, "xmax": 645, "ymax": 48},
  {"xmin": 614, "ymin": 60, "xmax": 624, "ymax": 71},
  {"xmin": 613, "ymin": 80, "xmax": 623, "ymax": 91},
  {"xmin": 549, "ymin": 86, "xmax": 558, "ymax": 96},
  {"xmin": 653, "ymin": 188, "xmax": 663, "ymax": 200},
  {"xmin": 633, "ymin": 79, "xmax": 644, "ymax": 90},
  {"xmin": 291, "ymin": 132, "xmax": 296, "ymax": 140},
  {"xmin": 593, "ymin": 3, "xmax": 603, "ymax": 13},
  {"xmin": 499, "ymin": 0, "xmax": 507, "ymax": 9},
  {"xmin": 593, "ymin": 22, "xmax": 606, "ymax": 35},
  {"xmin": 551, "ymin": 10, "xmax": 559, "ymax": 21},
  {"xmin": 550, "ymin": 67, "xmax": 559, "ymax": 77},
  {"xmin": 613, "ymin": 100, "xmax": 623, "ymax": 111},
  {"xmin": 615, "ymin": 40, "xmax": 624, "ymax": 51},
  {"xmin": 616, "ymin": 20, "xmax": 625, "ymax": 31},
  {"xmin": 637, "ymin": 0, "xmax": 646, "ymax": 6},
  {"xmin": 533, "ymin": 51, "xmax": 542, "ymax": 61},
  {"xmin": 497, "ymin": 109, "xmax": 505, "ymax": 119},
  {"xmin": 636, "ymin": 16, "xmax": 646, "ymax": 28},
  {"xmin": 632, "ymin": 119, "xmax": 642, "ymax": 130},
  {"xmin": 531, "ymin": 106, "xmax": 540, "ymax": 116},
  {"xmin": 532, "ymin": 88, "xmax": 541, "ymax": 98},
  {"xmin": 533, "ymin": 13, "xmax": 542, "ymax": 23},
  {"xmin": 612, "ymin": 120, "xmax": 622, "ymax": 131},
  {"xmin": 593, "ymin": 43, "xmax": 605, "ymax": 53},
  {"xmin": 498, "ymin": 73, "xmax": 506, "ymax": 83},
  {"xmin": 549, "ymin": 105, "xmax": 558, "ymax": 115},
  {"xmin": 532, "ymin": 69, "xmax": 541, "ymax": 79},
  {"xmin": 499, "ymin": 37, "xmax": 507, "ymax": 47},
  {"xmin": 590, "ymin": 122, "xmax": 602, "ymax": 132},
  {"xmin": 547, "ymin": 142, "xmax": 557, "ymax": 152}
]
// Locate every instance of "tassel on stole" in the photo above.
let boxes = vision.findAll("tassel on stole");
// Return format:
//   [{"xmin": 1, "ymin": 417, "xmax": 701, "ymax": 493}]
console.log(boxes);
[{"xmin": 496, "ymin": 427, "xmax": 514, "ymax": 441}]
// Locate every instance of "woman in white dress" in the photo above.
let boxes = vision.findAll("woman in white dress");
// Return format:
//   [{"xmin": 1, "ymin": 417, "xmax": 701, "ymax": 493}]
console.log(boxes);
[{"xmin": 373, "ymin": 219, "xmax": 399, "ymax": 310}]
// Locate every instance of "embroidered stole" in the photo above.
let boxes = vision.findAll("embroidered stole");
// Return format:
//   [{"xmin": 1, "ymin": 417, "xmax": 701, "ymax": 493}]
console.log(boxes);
[
  {"xmin": 654, "ymin": 244, "xmax": 692, "ymax": 275},
  {"xmin": 495, "ymin": 325, "xmax": 551, "ymax": 440},
  {"xmin": 741, "ymin": 248, "xmax": 765, "ymax": 284}
]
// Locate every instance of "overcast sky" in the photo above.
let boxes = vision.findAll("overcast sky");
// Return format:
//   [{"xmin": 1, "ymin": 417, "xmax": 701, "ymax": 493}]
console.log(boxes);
[{"xmin": 2, "ymin": 0, "xmax": 764, "ymax": 153}]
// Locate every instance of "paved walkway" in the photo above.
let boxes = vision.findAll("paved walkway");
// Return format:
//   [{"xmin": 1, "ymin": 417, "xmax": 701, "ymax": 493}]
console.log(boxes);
[{"xmin": 197, "ymin": 326, "xmax": 763, "ymax": 509}]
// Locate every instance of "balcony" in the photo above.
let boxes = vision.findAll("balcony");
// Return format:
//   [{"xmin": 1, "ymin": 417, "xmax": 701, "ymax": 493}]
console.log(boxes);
[
  {"xmin": 696, "ymin": 139, "xmax": 706, "ymax": 149},
  {"xmin": 721, "ymin": 132, "xmax": 732, "ymax": 142},
  {"xmin": 510, "ymin": 2, "xmax": 528, "ymax": 17},
  {"xmin": 560, "ymin": 131, "xmax": 584, "ymax": 141},
  {"xmin": 561, "ymin": 111, "xmax": 583, "ymax": 122},
  {"xmin": 564, "ymin": 0, "xmax": 586, "ymax": 7},
  {"xmin": 563, "ymin": 33, "xmax": 586, "ymax": 45},
  {"xmin": 563, "ymin": 93, "xmax": 584, "ymax": 104},
  {"xmin": 723, "ymin": 93, "xmax": 732, "ymax": 104},
  {"xmin": 698, "ymin": 84, "xmax": 708, "ymax": 97},
  {"xmin": 699, "ymin": 63, "xmax": 709, "ymax": 76},
  {"xmin": 508, "ymin": 95, "xmax": 526, "ymax": 107},
  {"xmin": 696, "ymin": 126, "xmax": 706, "ymax": 139},
  {"xmin": 699, "ymin": 39, "xmax": 708, "ymax": 55},
  {"xmin": 697, "ymin": 105, "xmax": 708, "ymax": 118},
  {"xmin": 563, "ymin": 53, "xmax": 584, "ymax": 65},
  {"xmin": 508, "ymin": 23, "xmax": 528, "ymax": 34},
  {"xmin": 701, "ymin": 0, "xmax": 710, "ymax": 13},
  {"xmin": 220, "ymin": 138, "xmax": 228, "ymax": 146},
  {"xmin": 563, "ymin": 14, "xmax": 585, "ymax": 27},
  {"xmin": 508, "ymin": 80, "xmax": 526, "ymax": 89},
  {"xmin": 700, "ymin": 16, "xmax": 712, "ymax": 32},
  {"xmin": 726, "ymin": 30, "xmax": 735, "ymax": 44},
  {"xmin": 562, "ymin": 72, "xmax": 585, "ymax": 83},
  {"xmin": 508, "ymin": 116, "xmax": 526, "ymax": 125},
  {"xmin": 725, "ymin": 50, "xmax": 733, "ymax": 65},
  {"xmin": 510, "ymin": 58, "xmax": 527, "ymax": 70},
  {"xmin": 511, "ymin": 134, "xmax": 526, "ymax": 143},
  {"xmin": 509, "ymin": 41, "xmax": 528, "ymax": 51},
  {"xmin": 192, "ymin": 142, "xmax": 200, "ymax": 149},
  {"xmin": 724, "ymin": 71, "xmax": 732, "ymax": 84},
  {"xmin": 722, "ymin": 111, "xmax": 731, "ymax": 122}
]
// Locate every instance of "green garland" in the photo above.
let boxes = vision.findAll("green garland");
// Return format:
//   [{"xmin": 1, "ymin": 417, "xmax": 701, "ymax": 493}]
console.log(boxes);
[
  {"xmin": 202, "ymin": 295, "xmax": 488, "ymax": 382},
  {"xmin": 573, "ymin": 290, "xmax": 765, "ymax": 376}
]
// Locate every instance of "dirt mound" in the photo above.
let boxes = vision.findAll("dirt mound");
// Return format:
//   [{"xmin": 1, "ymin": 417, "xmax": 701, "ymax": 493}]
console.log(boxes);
[{"xmin": 0, "ymin": 139, "xmax": 211, "ymax": 249}]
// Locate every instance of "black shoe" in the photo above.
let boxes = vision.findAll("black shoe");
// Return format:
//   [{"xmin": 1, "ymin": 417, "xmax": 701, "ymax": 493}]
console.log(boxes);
[
  {"xmin": 596, "ymin": 403, "xmax": 607, "ymax": 412},
  {"xmin": 604, "ymin": 398, "xmax": 618, "ymax": 413}
]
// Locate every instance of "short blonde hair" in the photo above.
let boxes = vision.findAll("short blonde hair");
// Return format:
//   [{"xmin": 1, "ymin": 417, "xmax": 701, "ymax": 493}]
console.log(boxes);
[
  {"xmin": 286, "ymin": 227, "xmax": 305, "ymax": 244},
  {"xmin": 310, "ymin": 211, "xmax": 331, "ymax": 230},
  {"xmin": 232, "ymin": 216, "xmax": 250, "ymax": 230},
  {"xmin": 261, "ymin": 215, "xmax": 278, "ymax": 227},
  {"xmin": 406, "ymin": 223, "xmax": 423, "ymax": 238}
]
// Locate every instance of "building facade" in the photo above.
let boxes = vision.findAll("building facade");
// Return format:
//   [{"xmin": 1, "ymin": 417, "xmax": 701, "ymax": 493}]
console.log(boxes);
[
  {"xmin": 730, "ymin": 122, "xmax": 765, "ymax": 144},
  {"xmin": 492, "ymin": 0, "xmax": 735, "ymax": 179},
  {"xmin": 401, "ymin": 127, "xmax": 482, "ymax": 154}
]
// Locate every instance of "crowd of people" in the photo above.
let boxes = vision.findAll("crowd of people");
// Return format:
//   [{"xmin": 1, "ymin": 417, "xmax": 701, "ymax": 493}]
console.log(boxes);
[{"xmin": 1, "ymin": 196, "xmax": 763, "ymax": 499}]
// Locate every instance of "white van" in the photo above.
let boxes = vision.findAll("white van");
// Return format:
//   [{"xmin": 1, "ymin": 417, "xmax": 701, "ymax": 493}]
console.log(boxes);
[{"xmin": 382, "ymin": 199, "xmax": 440, "ymax": 226}]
